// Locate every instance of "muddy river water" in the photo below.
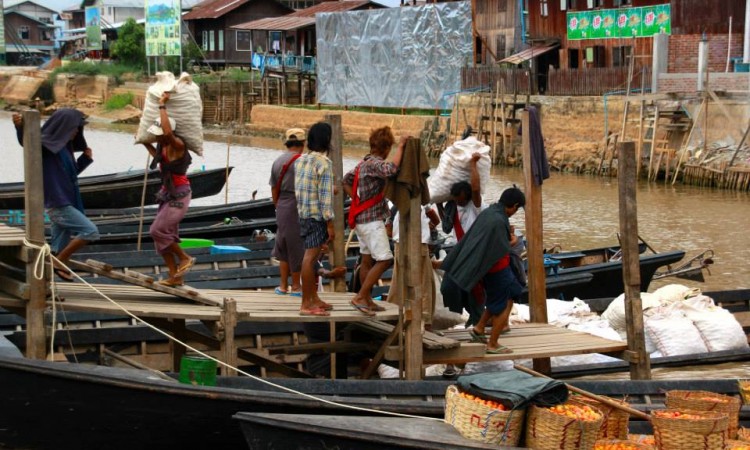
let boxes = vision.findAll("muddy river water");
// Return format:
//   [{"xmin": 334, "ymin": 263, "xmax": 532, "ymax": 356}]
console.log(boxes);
[{"xmin": 0, "ymin": 112, "xmax": 747, "ymax": 293}]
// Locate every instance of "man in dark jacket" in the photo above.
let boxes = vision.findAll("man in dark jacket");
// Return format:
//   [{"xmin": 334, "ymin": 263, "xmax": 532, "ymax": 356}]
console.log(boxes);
[{"xmin": 441, "ymin": 187, "xmax": 525, "ymax": 354}]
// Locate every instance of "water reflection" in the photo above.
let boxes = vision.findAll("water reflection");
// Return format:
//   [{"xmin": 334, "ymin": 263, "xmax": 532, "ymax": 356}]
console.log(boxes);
[{"xmin": 1, "ymin": 111, "xmax": 747, "ymax": 291}]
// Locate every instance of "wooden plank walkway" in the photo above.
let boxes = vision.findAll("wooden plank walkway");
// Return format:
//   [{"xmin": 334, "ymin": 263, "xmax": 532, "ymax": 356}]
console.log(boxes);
[{"xmin": 0, "ymin": 225, "xmax": 26, "ymax": 246}]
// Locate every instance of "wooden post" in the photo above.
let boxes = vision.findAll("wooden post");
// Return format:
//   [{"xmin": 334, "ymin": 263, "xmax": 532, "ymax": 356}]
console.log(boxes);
[
  {"xmin": 617, "ymin": 141, "xmax": 651, "ymax": 380},
  {"xmin": 23, "ymin": 110, "xmax": 46, "ymax": 360},
  {"xmin": 171, "ymin": 318, "xmax": 186, "ymax": 372},
  {"xmin": 521, "ymin": 110, "xmax": 549, "ymax": 374},
  {"xmin": 325, "ymin": 114, "xmax": 346, "ymax": 292},
  {"xmin": 404, "ymin": 175, "xmax": 424, "ymax": 380},
  {"xmin": 220, "ymin": 297, "xmax": 238, "ymax": 376}
]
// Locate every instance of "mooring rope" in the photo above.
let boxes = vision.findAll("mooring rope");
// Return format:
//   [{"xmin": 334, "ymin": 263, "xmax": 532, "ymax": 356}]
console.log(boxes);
[
  {"xmin": 23, "ymin": 240, "xmax": 441, "ymax": 422},
  {"xmin": 24, "ymin": 238, "xmax": 62, "ymax": 360}
]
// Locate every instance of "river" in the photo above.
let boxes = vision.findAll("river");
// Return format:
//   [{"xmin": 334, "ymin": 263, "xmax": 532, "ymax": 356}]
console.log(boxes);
[{"xmin": 0, "ymin": 111, "xmax": 747, "ymax": 292}]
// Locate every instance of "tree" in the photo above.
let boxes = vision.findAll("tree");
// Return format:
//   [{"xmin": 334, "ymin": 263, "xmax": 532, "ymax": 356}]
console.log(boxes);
[{"xmin": 110, "ymin": 17, "xmax": 145, "ymax": 68}]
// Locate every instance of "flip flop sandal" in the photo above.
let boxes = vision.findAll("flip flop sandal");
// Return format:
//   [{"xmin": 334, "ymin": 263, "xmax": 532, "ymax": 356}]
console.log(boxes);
[
  {"xmin": 158, "ymin": 278, "xmax": 184, "ymax": 287},
  {"xmin": 485, "ymin": 345, "xmax": 513, "ymax": 355},
  {"xmin": 299, "ymin": 307, "xmax": 330, "ymax": 317},
  {"xmin": 53, "ymin": 268, "xmax": 75, "ymax": 283},
  {"xmin": 350, "ymin": 300, "xmax": 375, "ymax": 316},
  {"xmin": 468, "ymin": 328, "xmax": 488, "ymax": 344},
  {"xmin": 175, "ymin": 257, "xmax": 196, "ymax": 277},
  {"xmin": 274, "ymin": 287, "xmax": 289, "ymax": 295},
  {"xmin": 315, "ymin": 301, "xmax": 333, "ymax": 310}
]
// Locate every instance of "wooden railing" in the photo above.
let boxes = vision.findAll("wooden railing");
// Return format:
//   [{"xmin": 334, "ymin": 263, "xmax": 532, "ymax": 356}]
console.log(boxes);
[{"xmin": 461, "ymin": 66, "xmax": 652, "ymax": 96}]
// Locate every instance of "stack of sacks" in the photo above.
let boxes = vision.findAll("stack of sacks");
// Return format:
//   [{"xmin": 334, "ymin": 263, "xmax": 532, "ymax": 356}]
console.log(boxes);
[
  {"xmin": 601, "ymin": 284, "xmax": 748, "ymax": 357},
  {"xmin": 427, "ymin": 136, "xmax": 491, "ymax": 203},
  {"xmin": 135, "ymin": 71, "xmax": 204, "ymax": 156}
]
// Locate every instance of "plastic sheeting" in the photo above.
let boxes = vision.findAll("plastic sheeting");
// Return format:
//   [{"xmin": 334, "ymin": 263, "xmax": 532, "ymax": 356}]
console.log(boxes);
[{"xmin": 315, "ymin": 1, "xmax": 472, "ymax": 109}]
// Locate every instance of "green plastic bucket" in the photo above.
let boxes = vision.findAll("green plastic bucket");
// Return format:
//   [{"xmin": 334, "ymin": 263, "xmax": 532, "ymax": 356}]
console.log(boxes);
[
  {"xmin": 179, "ymin": 238, "xmax": 215, "ymax": 249},
  {"xmin": 178, "ymin": 355, "xmax": 217, "ymax": 386}
]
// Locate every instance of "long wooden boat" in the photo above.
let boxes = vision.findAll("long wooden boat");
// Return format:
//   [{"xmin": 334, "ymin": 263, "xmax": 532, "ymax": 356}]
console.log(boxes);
[
  {"xmin": 0, "ymin": 167, "xmax": 232, "ymax": 209},
  {"xmin": 87, "ymin": 198, "xmax": 277, "ymax": 225},
  {"xmin": 1, "ymin": 343, "xmax": 749, "ymax": 450},
  {"xmin": 0, "ymin": 168, "xmax": 159, "ymax": 193},
  {"xmin": 233, "ymin": 413, "xmax": 504, "ymax": 450}
]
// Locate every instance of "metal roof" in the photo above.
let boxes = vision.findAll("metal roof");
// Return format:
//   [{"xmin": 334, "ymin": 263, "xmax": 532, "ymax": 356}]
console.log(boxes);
[
  {"xmin": 182, "ymin": 0, "xmax": 251, "ymax": 20},
  {"xmin": 499, "ymin": 44, "xmax": 558, "ymax": 65},
  {"xmin": 232, "ymin": 0, "xmax": 381, "ymax": 31}
]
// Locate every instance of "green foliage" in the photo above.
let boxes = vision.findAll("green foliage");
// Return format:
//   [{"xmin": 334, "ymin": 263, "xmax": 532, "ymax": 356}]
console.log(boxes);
[
  {"xmin": 49, "ymin": 62, "xmax": 144, "ymax": 84},
  {"xmin": 192, "ymin": 68, "xmax": 255, "ymax": 84},
  {"xmin": 110, "ymin": 17, "xmax": 145, "ymax": 68},
  {"xmin": 104, "ymin": 92, "xmax": 134, "ymax": 111}
]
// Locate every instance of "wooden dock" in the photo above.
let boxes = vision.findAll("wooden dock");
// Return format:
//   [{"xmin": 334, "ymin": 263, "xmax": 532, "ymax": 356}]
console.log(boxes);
[{"xmin": 0, "ymin": 222, "xmax": 631, "ymax": 378}]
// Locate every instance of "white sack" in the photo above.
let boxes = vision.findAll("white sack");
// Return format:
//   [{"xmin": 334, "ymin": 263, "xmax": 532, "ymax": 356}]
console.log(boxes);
[
  {"xmin": 601, "ymin": 292, "xmax": 661, "ymax": 331},
  {"xmin": 682, "ymin": 307, "xmax": 748, "ymax": 352},
  {"xmin": 428, "ymin": 136, "xmax": 491, "ymax": 203},
  {"xmin": 645, "ymin": 315, "xmax": 709, "ymax": 356},
  {"xmin": 136, "ymin": 71, "xmax": 204, "ymax": 156},
  {"xmin": 651, "ymin": 283, "xmax": 701, "ymax": 304}
]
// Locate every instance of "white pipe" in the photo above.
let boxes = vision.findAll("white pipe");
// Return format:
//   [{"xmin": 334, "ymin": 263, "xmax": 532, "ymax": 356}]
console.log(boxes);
[
  {"xmin": 744, "ymin": 0, "xmax": 750, "ymax": 62},
  {"xmin": 727, "ymin": 16, "xmax": 732, "ymax": 72},
  {"xmin": 698, "ymin": 38, "xmax": 708, "ymax": 91}
]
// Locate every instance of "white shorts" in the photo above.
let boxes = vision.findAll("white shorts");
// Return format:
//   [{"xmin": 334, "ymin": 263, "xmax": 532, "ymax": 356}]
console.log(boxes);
[{"xmin": 355, "ymin": 221, "xmax": 393, "ymax": 262}]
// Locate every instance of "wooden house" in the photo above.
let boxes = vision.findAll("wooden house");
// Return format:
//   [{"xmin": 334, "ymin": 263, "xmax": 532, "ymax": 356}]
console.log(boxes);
[
  {"xmin": 3, "ymin": 9, "xmax": 56, "ymax": 63},
  {"xmin": 474, "ymin": 0, "xmax": 523, "ymax": 64},
  {"xmin": 183, "ymin": 0, "xmax": 295, "ymax": 67},
  {"xmin": 231, "ymin": 0, "xmax": 385, "ymax": 57}
]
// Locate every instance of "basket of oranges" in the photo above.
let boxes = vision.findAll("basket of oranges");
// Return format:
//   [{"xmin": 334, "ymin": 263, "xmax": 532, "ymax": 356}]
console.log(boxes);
[
  {"xmin": 738, "ymin": 427, "xmax": 750, "ymax": 442},
  {"xmin": 575, "ymin": 395, "xmax": 631, "ymax": 440},
  {"xmin": 651, "ymin": 409, "xmax": 729, "ymax": 450},
  {"xmin": 627, "ymin": 434, "xmax": 655, "ymax": 448},
  {"xmin": 525, "ymin": 399, "xmax": 604, "ymax": 450},
  {"xmin": 443, "ymin": 385, "xmax": 525, "ymax": 446},
  {"xmin": 738, "ymin": 380, "xmax": 750, "ymax": 405},
  {"xmin": 594, "ymin": 439, "xmax": 653, "ymax": 450},
  {"xmin": 726, "ymin": 439, "xmax": 750, "ymax": 450},
  {"xmin": 665, "ymin": 390, "xmax": 740, "ymax": 438}
]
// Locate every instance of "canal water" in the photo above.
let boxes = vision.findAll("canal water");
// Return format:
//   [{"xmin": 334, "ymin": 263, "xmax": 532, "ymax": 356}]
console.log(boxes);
[{"xmin": 0, "ymin": 111, "xmax": 747, "ymax": 292}]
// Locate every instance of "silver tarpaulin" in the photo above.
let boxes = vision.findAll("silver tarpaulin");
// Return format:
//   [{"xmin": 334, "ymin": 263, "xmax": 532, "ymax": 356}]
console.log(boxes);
[{"xmin": 315, "ymin": 1, "xmax": 472, "ymax": 109}]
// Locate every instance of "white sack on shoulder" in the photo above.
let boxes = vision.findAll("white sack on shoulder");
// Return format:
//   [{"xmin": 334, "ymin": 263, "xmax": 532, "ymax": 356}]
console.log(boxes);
[
  {"xmin": 135, "ymin": 71, "xmax": 204, "ymax": 157},
  {"xmin": 428, "ymin": 136, "xmax": 491, "ymax": 203}
]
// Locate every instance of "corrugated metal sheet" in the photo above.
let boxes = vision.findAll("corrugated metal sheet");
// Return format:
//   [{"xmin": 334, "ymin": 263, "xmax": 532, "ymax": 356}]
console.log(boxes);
[
  {"xmin": 234, "ymin": 16, "xmax": 315, "ymax": 31},
  {"xmin": 183, "ymin": 0, "xmax": 249, "ymax": 20},
  {"xmin": 499, "ymin": 44, "xmax": 558, "ymax": 65},
  {"xmin": 232, "ymin": 0, "xmax": 379, "ymax": 30}
]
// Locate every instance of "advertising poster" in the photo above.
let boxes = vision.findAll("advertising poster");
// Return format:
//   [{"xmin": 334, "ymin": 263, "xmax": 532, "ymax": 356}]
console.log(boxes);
[
  {"xmin": 568, "ymin": 4, "xmax": 670, "ymax": 40},
  {"xmin": 145, "ymin": 0, "xmax": 182, "ymax": 56},
  {"xmin": 85, "ymin": 6, "xmax": 102, "ymax": 51}
]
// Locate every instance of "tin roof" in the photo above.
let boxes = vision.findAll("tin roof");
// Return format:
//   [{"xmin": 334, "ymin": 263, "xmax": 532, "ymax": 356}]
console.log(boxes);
[
  {"xmin": 232, "ymin": 0, "xmax": 382, "ymax": 31},
  {"xmin": 183, "ymin": 0, "xmax": 250, "ymax": 20},
  {"xmin": 499, "ymin": 44, "xmax": 558, "ymax": 65}
]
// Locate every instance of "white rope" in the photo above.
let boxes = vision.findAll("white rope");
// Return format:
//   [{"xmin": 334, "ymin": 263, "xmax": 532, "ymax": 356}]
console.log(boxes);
[
  {"xmin": 23, "ymin": 238, "xmax": 61, "ymax": 360},
  {"xmin": 25, "ymin": 246, "xmax": 440, "ymax": 422}
]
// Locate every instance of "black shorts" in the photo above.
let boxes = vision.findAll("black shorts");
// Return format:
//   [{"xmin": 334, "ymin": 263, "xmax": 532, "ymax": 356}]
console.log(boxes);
[
  {"xmin": 483, "ymin": 267, "xmax": 523, "ymax": 315},
  {"xmin": 299, "ymin": 218, "xmax": 328, "ymax": 249}
]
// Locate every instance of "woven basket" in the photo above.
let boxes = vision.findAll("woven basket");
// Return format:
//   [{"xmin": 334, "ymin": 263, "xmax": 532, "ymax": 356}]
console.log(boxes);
[
  {"xmin": 665, "ymin": 390, "xmax": 740, "ymax": 438},
  {"xmin": 576, "ymin": 395, "xmax": 630, "ymax": 439},
  {"xmin": 627, "ymin": 434, "xmax": 655, "ymax": 448},
  {"xmin": 726, "ymin": 439, "xmax": 750, "ymax": 450},
  {"xmin": 525, "ymin": 399, "xmax": 604, "ymax": 450},
  {"xmin": 651, "ymin": 409, "xmax": 729, "ymax": 450},
  {"xmin": 443, "ymin": 385, "xmax": 525, "ymax": 446},
  {"xmin": 738, "ymin": 427, "xmax": 750, "ymax": 442},
  {"xmin": 594, "ymin": 438, "xmax": 652, "ymax": 450}
]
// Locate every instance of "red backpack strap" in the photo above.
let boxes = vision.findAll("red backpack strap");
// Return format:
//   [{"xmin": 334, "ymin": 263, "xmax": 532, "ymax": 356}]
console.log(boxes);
[
  {"xmin": 275, "ymin": 153, "xmax": 301, "ymax": 193},
  {"xmin": 348, "ymin": 163, "xmax": 387, "ymax": 229},
  {"xmin": 454, "ymin": 209, "xmax": 465, "ymax": 240}
]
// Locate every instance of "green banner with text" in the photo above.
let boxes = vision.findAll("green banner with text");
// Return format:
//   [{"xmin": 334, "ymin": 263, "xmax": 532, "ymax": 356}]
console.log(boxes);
[{"xmin": 567, "ymin": 4, "xmax": 670, "ymax": 41}]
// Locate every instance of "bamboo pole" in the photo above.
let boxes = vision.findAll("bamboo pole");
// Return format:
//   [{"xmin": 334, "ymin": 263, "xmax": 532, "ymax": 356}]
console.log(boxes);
[
  {"xmin": 136, "ymin": 154, "xmax": 151, "ymax": 252},
  {"xmin": 23, "ymin": 110, "xmax": 46, "ymax": 360},
  {"xmin": 225, "ymin": 135, "xmax": 231, "ymax": 204},
  {"xmin": 636, "ymin": 67, "xmax": 646, "ymax": 177},
  {"xmin": 618, "ymin": 141, "xmax": 651, "ymax": 380},
  {"xmin": 671, "ymin": 99, "xmax": 705, "ymax": 185}
]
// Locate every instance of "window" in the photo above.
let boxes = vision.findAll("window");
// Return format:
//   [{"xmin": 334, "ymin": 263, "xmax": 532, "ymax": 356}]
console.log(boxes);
[
  {"xmin": 562, "ymin": 0, "xmax": 576, "ymax": 9},
  {"xmin": 202, "ymin": 31, "xmax": 208, "ymax": 51},
  {"xmin": 18, "ymin": 26, "xmax": 29, "ymax": 40},
  {"xmin": 568, "ymin": 48, "xmax": 579, "ymax": 69},
  {"xmin": 540, "ymin": 0, "xmax": 548, "ymax": 17},
  {"xmin": 497, "ymin": 0, "xmax": 507, "ymax": 12},
  {"xmin": 612, "ymin": 46, "xmax": 632, "ymax": 67},
  {"xmin": 585, "ymin": 45, "xmax": 606, "ymax": 67},
  {"xmin": 495, "ymin": 34, "xmax": 506, "ymax": 59},
  {"xmin": 586, "ymin": 0, "xmax": 602, "ymax": 8},
  {"xmin": 40, "ymin": 27, "xmax": 52, "ymax": 41},
  {"xmin": 613, "ymin": 0, "xmax": 632, "ymax": 5},
  {"xmin": 236, "ymin": 31, "xmax": 251, "ymax": 51},
  {"xmin": 209, "ymin": 30, "xmax": 215, "ymax": 51},
  {"xmin": 218, "ymin": 30, "xmax": 224, "ymax": 52}
]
